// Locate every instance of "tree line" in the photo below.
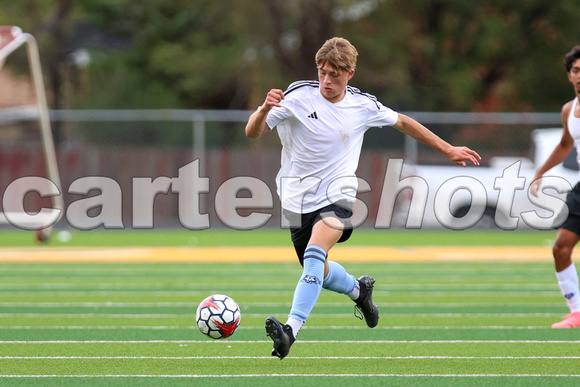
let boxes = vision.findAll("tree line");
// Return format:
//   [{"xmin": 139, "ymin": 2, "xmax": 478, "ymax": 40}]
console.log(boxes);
[{"xmin": 2, "ymin": 0, "xmax": 579, "ymax": 114}]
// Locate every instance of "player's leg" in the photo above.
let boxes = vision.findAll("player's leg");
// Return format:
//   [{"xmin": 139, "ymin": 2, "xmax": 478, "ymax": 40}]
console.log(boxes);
[
  {"xmin": 314, "ymin": 205, "xmax": 379, "ymax": 328},
  {"xmin": 267, "ymin": 220, "xmax": 341, "ymax": 359},
  {"xmin": 292, "ymin": 245, "xmax": 360, "ymax": 302},
  {"xmin": 551, "ymin": 227, "xmax": 580, "ymax": 328},
  {"xmin": 286, "ymin": 221, "xmax": 342, "ymax": 328},
  {"xmin": 322, "ymin": 259, "xmax": 379, "ymax": 328},
  {"xmin": 323, "ymin": 260, "xmax": 357, "ymax": 295}
]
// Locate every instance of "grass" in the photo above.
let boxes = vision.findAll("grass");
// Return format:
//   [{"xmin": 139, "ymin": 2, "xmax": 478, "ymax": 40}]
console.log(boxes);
[
  {"xmin": 0, "ymin": 258, "xmax": 579, "ymax": 385},
  {"xmin": 0, "ymin": 228, "xmax": 558, "ymax": 247},
  {"xmin": 0, "ymin": 227, "xmax": 575, "ymax": 385}
]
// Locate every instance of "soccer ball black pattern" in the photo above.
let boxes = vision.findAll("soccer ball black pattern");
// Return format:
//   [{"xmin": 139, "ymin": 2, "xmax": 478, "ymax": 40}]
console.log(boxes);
[{"xmin": 196, "ymin": 294, "xmax": 241, "ymax": 339}]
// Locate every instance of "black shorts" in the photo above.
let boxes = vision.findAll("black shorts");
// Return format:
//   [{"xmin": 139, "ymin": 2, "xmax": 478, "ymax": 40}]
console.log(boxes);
[
  {"xmin": 283, "ymin": 202, "xmax": 354, "ymax": 247},
  {"xmin": 559, "ymin": 182, "xmax": 580, "ymax": 235}
]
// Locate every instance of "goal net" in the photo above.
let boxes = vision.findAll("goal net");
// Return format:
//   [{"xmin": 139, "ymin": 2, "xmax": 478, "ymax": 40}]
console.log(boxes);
[{"xmin": 0, "ymin": 26, "xmax": 63, "ymax": 241}]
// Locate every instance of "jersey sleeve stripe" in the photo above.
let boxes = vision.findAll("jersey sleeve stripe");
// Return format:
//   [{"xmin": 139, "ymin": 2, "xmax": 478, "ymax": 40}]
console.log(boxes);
[
  {"xmin": 284, "ymin": 80, "xmax": 320, "ymax": 96},
  {"xmin": 346, "ymin": 85, "xmax": 381, "ymax": 109}
]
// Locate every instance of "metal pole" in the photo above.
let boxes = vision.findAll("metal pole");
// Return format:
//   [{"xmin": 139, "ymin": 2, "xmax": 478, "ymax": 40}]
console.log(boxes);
[
  {"xmin": 193, "ymin": 113, "xmax": 206, "ymax": 176},
  {"xmin": 404, "ymin": 136, "xmax": 418, "ymax": 165}
]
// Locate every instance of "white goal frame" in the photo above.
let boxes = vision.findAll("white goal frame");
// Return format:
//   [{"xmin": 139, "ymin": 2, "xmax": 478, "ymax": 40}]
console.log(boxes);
[{"xmin": 0, "ymin": 26, "xmax": 63, "ymax": 240}]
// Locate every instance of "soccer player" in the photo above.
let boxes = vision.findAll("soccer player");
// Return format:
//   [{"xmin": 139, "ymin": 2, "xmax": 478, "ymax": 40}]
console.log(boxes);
[
  {"xmin": 245, "ymin": 37, "xmax": 481, "ymax": 359},
  {"xmin": 531, "ymin": 45, "xmax": 580, "ymax": 328}
]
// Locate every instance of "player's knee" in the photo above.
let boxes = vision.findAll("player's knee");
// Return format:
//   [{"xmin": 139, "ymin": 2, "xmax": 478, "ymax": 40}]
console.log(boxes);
[{"xmin": 553, "ymin": 243, "xmax": 573, "ymax": 262}]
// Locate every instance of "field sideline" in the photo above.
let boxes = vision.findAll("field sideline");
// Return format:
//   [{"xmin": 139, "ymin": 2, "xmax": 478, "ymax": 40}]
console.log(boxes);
[
  {"xmin": 0, "ymin": 245, "xmax": 559, "ymax": 263},
  {"xmin": 0, "ymin": 228, "xmax": 564, "ymax": 263}
]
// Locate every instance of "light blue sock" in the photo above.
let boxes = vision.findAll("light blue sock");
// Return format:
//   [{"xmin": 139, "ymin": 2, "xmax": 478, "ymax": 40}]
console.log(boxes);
[
  {"xmin": 323, "ymin": 260, "xmax": 357, "ymax": 295},
  {"xmin": 288, "ymin": 245, "xmax": 326, "ymax": 322}
]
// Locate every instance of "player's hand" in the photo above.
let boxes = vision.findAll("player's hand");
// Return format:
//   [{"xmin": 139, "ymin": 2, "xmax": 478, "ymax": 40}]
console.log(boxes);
[
  {"xmin": 262, "ymin": 89, "xmax": 285, "ymax": 111},
  {"xmin": 529, "ymin": 176, "xmax": 542, "ymax": 197},
  {"xmin": 245, "ymin": 89, "xmax": 284, "ymax": 139},
  {"xmin": 448, "ymin": 146, "xmax": 481, "ymax": 167}
]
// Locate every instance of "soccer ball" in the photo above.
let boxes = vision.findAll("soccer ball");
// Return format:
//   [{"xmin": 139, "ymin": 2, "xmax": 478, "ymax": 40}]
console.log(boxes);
[{"xmin": 195, "ymin": 294, "xmax": 241, "ymax": 339}]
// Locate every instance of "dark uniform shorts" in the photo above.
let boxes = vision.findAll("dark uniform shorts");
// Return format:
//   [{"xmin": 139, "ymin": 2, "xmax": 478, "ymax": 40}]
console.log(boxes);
[
  {"xmin": 283, "ymin": 201, "xmax": 353, "ymax": 264},
  {"xmin": 559, "ymin": 182, "xmax": 580, "ymax": 235}
]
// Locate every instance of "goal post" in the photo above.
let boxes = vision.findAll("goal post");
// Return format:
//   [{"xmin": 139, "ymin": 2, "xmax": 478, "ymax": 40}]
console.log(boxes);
[
  {"xmin": 0, "ymin": 27, "xmax": 23, "ymax": 70},
  {"xmin": 0, "ymin": 26, "xmax": 64, "ymax": 241}
]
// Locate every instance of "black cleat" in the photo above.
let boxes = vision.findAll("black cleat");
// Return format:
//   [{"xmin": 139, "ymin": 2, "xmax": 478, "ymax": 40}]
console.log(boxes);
[
  {"xmin": 265, "ymin": 316, "xmax": 295, "ymax": 359},
  {"xmin": 354, "ymin": 275, "xmax": 379, "ymax": 328}
]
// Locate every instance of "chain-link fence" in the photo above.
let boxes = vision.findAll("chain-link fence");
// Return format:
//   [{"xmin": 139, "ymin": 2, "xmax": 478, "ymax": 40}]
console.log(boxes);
[{"xmin": 0, "ymin": 108, "xmax": 563, "ymax": 229}]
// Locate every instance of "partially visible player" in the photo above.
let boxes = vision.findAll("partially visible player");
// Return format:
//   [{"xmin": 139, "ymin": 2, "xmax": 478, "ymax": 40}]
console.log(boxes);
[
  {"xmin": 245, "ymin": 37, "xmax": 481, "ymax": 359},
  {"xmin": 531, "ymin": 45, "xmax": 580, "ymax": 328}
]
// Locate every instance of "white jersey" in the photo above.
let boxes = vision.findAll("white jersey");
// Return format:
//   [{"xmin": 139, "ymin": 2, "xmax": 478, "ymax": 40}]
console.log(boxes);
[
  {"xmin": 265, "ymin": 80, "xmax": 399, "ymax": 213},
  {"xmin": 568, "ymin": 97, "xmax": 580, "ymax": 170}
]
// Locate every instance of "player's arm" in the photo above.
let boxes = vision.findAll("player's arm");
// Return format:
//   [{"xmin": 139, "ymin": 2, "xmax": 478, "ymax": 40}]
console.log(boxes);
[
  {"xmin": 392, "ymin": 113, "xmax": 481, "ymax": 166},
  {"xmin": 530, "ymin": 101, "xmax": 575, "ymax": 196},
  {"xmin": 245, "ymin": 89, "xmax": 285, "ymax": 139}
]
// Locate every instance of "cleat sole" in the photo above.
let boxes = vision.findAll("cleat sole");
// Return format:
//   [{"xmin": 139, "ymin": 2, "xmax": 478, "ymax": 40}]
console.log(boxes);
[{"xmin": 265, "ymin": 316, "xmax": 291, "ymax": 359}]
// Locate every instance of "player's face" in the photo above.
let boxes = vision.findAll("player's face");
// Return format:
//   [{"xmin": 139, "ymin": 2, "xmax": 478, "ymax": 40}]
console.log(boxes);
[
  {"xmin": 568, "ymin": 59, "xmax": 580, "ymax": 94},
  {"xmin": 318, "ymin": 62, "xmax": 354, "ymax": 103}
]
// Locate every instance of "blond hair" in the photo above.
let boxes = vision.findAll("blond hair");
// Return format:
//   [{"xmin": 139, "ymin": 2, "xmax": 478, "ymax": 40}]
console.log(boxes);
[{"xmin": 315, "ymin": 37, "xmax": 358, "ymax": 73}]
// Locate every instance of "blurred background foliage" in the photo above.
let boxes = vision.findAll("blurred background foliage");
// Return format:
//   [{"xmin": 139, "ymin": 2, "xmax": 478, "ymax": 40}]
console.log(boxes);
[{"xmin": 1, "ymin": 0, "xmax": 580, "ymax": 113}]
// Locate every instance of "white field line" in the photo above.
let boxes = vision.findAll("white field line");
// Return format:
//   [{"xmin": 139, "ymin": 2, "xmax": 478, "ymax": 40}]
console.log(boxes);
[
  {"xmin": 0, "ymin": 290, "xmax": 562, "ymax": 296},
  {"xmin": 0, "ymin": 326, "xmax": 553, "ymax": 330},
  {"xmin": 0, "ymin": 374, "xmax": 578, "ymax": 378},
  {"xmin": 0, "ymin": 312, "xmax": 566, "ymax": 318},
  {"xmin": 1, "ymin": 356, "xmax": 579, "ymax": 360},
  {"xmin": 0, "ymin": 302, "xmax": 567, "ymax": 307},
  {"xmin": 0, "ymin": 340, "xmax": 578, "ymax": 344},
  {"xmin": 0, "ymin": 283, "xmax": 558, "ymax": 290},
  {"xmin": 0, "ymin": 283, "xmax": 292, "ymax": 290}
]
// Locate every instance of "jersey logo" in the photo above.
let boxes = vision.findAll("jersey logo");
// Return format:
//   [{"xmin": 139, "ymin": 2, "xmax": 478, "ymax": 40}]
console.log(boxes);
[{"xmin": 307, "ymin": 111, "xmax": 318, "ymax": 119}]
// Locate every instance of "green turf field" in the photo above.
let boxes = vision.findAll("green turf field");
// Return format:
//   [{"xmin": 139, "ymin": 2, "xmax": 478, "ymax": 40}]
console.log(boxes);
[
  {"xmin": 0, "ymin": 229, "xmax": 577, "ymax": 385},
  {"xmin": 1, "ymin": 247, "xmax": 579, "ymax": 385},
  {"xmin": 0, "ymin": 228, "xmax": 559, "ymax": 247}
]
